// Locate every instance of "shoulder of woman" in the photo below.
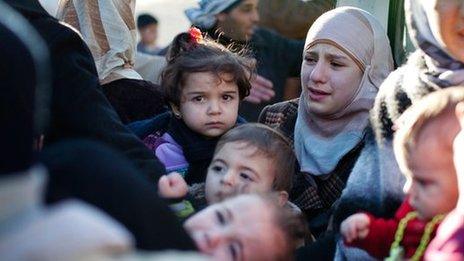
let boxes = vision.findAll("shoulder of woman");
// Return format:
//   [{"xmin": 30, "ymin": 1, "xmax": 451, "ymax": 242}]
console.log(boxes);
[
  {"xmin": 258, "ymin": 98, "xmax": 299, "ymax": 126},
  {"xmin": 371, "ymin": 65, "xmax": 411, "ymax": 142}
]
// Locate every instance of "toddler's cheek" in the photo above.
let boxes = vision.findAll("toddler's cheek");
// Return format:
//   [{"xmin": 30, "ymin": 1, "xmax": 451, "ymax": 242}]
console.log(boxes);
[{"xmin": 453, "ymin": 131, "xmax": 464, "ymax": 170}]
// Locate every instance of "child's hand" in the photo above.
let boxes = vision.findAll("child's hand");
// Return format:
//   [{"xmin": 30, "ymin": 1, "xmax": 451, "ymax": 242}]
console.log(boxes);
[
  {"xmin": 340, "ymin": 213, "xmax": 370, "ymax": 243},
  {"xmin": 158, "ymin": 172, "xmax": 188, "ymax": 199}
]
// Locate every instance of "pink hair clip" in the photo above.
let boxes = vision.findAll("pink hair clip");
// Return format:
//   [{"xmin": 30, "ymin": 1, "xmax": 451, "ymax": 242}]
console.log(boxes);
[{"xmin": 188, "ymin": 27, "xmax": 203, "ymax": 44}]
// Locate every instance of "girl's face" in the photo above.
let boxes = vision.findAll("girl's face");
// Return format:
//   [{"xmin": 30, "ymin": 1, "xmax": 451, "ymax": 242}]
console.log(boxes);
[
  {"xmin": 184, "ymin": 194, "xmax": 286, "ymax": 261},
  {"xmin": 301, "ymin": 43, "xmax": 363, "ymax": 116},
  {"xmin": 178, "ymin": 72, "xmax": 240, "ymax": 138}
]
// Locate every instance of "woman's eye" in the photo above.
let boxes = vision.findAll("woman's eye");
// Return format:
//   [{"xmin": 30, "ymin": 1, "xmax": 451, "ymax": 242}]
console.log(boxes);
[
  {"xmin": 305, "ymin": 56, "xmax": 317, "ymax": 64},
  {"xmin": 215, "ymin": 210, "xmax": 226, "ymax": 225},
  {"xmin": 240, "ymin": 173, "xmax": 253, "ymax": 182},
  {"xmin": 330, "ymin": 61, "xmax": 344, "ymax": 67}
]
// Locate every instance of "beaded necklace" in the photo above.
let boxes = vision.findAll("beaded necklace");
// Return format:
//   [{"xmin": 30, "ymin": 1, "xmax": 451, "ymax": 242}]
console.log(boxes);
[{"xmin": 385, "ymin": 211, "xmax": 444, "ymax": 261}]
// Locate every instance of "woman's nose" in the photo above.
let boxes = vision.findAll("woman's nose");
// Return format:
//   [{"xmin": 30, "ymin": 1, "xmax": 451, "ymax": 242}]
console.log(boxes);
[{"xmin": 309, "ymin": 61, "xmax": 328, "ymax": 83}]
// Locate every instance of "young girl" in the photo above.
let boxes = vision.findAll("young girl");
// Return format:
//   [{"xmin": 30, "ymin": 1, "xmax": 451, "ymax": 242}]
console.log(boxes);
[{"xmin": 130, "ymin": 28, "xmax": 253, "ymax": 184}]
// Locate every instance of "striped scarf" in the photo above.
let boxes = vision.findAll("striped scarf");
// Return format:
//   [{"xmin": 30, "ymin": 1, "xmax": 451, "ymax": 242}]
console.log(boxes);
[{"xmin": 57, "ymin": 0, "xmax": 142, "ymax": 84}]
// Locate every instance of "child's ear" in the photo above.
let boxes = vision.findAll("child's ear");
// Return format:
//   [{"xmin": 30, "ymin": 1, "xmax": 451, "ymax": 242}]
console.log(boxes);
[
  {"xmin": 456, "ymin": 102, "xmax": 464, "ymax": 127},
  {"xmin": 277, "ymin": 191, "xmax": 289, "ymax": 206},
  {"xmin": 169, "ymin": 102, "xmax": 182, "ymax": 119}
]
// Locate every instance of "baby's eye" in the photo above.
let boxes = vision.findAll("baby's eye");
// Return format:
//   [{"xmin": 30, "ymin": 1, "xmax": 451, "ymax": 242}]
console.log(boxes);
[
  {"xmin": 215, "ymin": 210, "xmax": 226, "ymax": 225},
  {"xmin": 240, "ymin": 173, "xmax": 254, "ymax": 182},
  {"xmin": 212, "ymin": 165, "xmax": 223, "ymax": 173},
  {"xmin": 229, "ymin": 244, "xmax": 239, "ymax": 261}
]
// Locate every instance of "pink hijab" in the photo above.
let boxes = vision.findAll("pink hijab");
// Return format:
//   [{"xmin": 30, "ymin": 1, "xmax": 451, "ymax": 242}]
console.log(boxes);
[{"xmin": 294, "ymin": 7, "xmax": 394, "ymax": 176}]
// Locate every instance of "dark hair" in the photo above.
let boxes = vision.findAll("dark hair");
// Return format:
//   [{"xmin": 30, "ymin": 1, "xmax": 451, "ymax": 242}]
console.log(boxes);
[
  {"xmin": 162, "ymin": 30, "xmax": 254, "ymax": 107},
  {"xmin": 137, "ymin": 14, "xmax": 158, "ymax": 29},
  {"xmin": 215, "ymin": 123, "xmax": 295, "ymax": 193}
]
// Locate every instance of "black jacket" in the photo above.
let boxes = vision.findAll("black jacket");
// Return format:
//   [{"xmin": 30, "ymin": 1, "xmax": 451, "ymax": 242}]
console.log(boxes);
[{"xmin": 5, "ymin": 0, "xmax": 166, "ymax": 182}]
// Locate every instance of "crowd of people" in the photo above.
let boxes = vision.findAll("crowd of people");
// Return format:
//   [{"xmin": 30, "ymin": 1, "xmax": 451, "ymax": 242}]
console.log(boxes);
[{"xmin": 1, "ymin": 0, "xmax": 463, "ymax": 260}]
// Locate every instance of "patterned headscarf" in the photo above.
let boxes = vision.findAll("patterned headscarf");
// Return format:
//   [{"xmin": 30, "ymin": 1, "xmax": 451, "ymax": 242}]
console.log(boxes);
[
  {"xmin": 57, "ymin": 0, "xmax": 142, "ymax": 84},
  {"xmin": 406, "ymin": 0, "xmax": 464, "ymax": 87},
  {"xmin": 185, "ymin": 0, "xmax": 242, "ymax": 30}
]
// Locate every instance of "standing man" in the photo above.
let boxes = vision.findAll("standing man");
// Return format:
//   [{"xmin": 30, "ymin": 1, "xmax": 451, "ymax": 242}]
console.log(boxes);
[{"xmin": 186, "ymin": 0, "xmax": 304, "ymax": 121}]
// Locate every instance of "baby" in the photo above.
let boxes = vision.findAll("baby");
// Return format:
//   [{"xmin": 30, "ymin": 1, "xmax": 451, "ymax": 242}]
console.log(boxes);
[
  {"xmin": 341, "ymin": 88, "xmax": 463, "ymax": 260},
  {"xmin": 425, "ymin": 87, "xmax": 464, "ymax": 260},
  {"xmin": 158, "ymin": 123, "xmax": 296, "ymax": 213},
  {"xmin": 184, "ymin": 193, "xmax": 307, "ymax": 260}
]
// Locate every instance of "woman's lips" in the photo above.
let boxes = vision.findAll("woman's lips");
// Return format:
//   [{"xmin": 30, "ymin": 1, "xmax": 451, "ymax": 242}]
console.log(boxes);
[{"xmin": 308, "ymin": 87, "xmax": 330, "ymax": 101}]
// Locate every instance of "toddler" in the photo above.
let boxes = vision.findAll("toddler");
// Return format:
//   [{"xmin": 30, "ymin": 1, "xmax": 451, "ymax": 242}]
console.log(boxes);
[{"xmin": 158, "ymin": 123, "xmax": 297, "ymax": 215}]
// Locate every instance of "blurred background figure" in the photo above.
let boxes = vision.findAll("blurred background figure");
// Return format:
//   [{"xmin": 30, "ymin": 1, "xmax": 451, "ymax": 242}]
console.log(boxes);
[
  {"xmin": 137, "ymin": 13, "xmax": 162, "ymax": 55},
  {"xmin": 258, "ymin": 0, "xmax": 336, "ymax": 40},
  {"xmin": 58, "ymin": 0, "xmax": 167, "ymax": 124}
]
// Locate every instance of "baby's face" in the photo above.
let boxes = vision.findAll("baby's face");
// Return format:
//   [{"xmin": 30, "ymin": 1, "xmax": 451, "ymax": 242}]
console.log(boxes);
[
  {"xmin": 205, "ymin": 141, "xmax": 276, "ymax": 204},
  {"xmin": 454, "ymin": 102, "xmax": 464, "ymax": 178},
  {"xmin": 184, "ymin": 194, "xmax": 287, "ymax": 261},
  {"xmin": 405, "ymin": 116, "xmax": 459, "ymax": 220}
]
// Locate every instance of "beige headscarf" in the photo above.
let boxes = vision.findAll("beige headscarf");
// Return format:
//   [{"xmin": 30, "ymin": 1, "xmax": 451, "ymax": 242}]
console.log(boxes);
[
  {"xmin": 57, "ymin": 0, "xmax": 142, "ymax": 84},
  {"xmin": 294, "ymin": 7, "xmax": 394, "ymax": 176}
]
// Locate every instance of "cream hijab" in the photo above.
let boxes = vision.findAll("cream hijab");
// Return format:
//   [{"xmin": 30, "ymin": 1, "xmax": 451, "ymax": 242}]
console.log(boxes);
[
  {"xmin": 294, "ymin": 7, "xmax": 394, "ymax": 176},
  {"xmin": 57, "ymin": 0, "xmax": 142, "ymax": 84}
]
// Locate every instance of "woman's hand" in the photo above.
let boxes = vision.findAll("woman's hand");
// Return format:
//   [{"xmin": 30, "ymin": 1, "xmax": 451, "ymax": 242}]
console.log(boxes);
[
  {"xmin": 340, "ymin": 213, "xmax": 370, "ymax": 243},
  {"xmin": 158, "ymin": 172, "xmax": 188, "ymax": 199}
]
